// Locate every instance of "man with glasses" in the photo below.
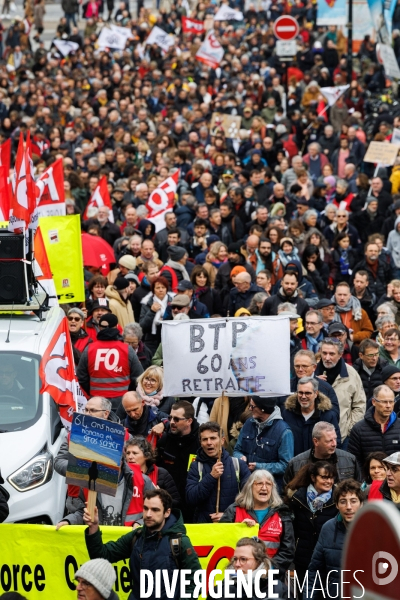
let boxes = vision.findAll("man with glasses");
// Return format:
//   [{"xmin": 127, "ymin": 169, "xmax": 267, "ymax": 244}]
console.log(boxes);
[
  {"xmin": 382, "ymin": 365, "xmax": 400, "ymax": 413},
  {"xmin": 315, "ymin": 339, "xmax": 366, "ymax": 450},
  {"xmin": 323, "ymin": 209, "xmax": 360, "ymax": 249},
  {"xmin": 301, "ymin": 309, "xmax": 325, "ymax": 353},
  {"xmin": 368, "ymin": 452, "xmax": 400, "ymax": 505},
  {"xmin": 327, "ymin": 322, "xmax": 359, "ymax": 366},
  {"xmin": 282, "ymin": 376, "xmax": 340, "ymax": 455},
  {"xmin": 316, "ymin": 298, "xmax": 336, "ymax": 333},
  {"xmin": 233, "ymin": 396, "xmax": 294, "ymax": 491},
  {"xmin": 348, "ymin": 385, "xmax": 400, "ymax": 470},
  {"xmin": 75, "ymin": 558, "xmax": 119, "ymax": 600},
  {"xmin": 353, "ymin": 339, "xmax": 387, "ymax": 401},
  {"xmin": 156, "ymin": 401, "xmax": 200, "ymax": 522}
]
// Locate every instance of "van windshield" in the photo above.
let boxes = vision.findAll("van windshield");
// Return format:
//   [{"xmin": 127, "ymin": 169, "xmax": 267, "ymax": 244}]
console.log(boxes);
[{"xmin": 0, "ymin": 352, "xmax": 42, "ymax": 432}]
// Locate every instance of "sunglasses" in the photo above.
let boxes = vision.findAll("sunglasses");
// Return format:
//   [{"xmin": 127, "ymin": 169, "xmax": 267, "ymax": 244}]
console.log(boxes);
[
  {"xmin": 167, "ymin": 415, "xmax": 188, "ymax": 423},
  {"xmin": 68, "ymin": 316, "xmax": 82, "ymax": 322}
]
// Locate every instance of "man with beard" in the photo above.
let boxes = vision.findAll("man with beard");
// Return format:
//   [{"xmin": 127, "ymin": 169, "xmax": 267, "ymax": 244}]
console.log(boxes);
[
  {"xmin": 315, "ymin": 339, "xmax": 366, "ymax": 450},
  {"xmin": 83, "ymin": 489, "xmax": 200, "ymax": 600},
  {"xmin": 219, "ymin": 200, "xmax": 245, "ymax": 242},
  {"xmin": 260, "ymin": 271, "xmax": 309, "ymax": 320},
  {"xmin": 254, "ymin": 237, "xmax": 284, "ymax": 286},
  {"xmin": 352, "ymin": 242, "xmax": 394, "ymax": 302}
]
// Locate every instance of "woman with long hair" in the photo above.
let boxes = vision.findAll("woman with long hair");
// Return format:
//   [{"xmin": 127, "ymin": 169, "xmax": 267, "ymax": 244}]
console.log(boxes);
[
  {"xmin": 203, "ymin": 241, "xmax": 228, "ymax": 288},
  {"xmin": 219, "ymin": 470, "xmax": 294, "ymax": 577},
  {"xmin": 190, "ymin": 265, "xmax": 221, "ymax": 315}
]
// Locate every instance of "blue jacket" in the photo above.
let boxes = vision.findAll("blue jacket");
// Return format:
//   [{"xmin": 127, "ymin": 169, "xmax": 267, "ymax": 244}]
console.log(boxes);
[
  {"xmin": 281, "ymin": 392, "xmax": 341, "ymax": 456},
  {"xmin": 186, "ymin": 448, "xmax": 251, "ymax": 523},
  {"xmin": 175, "ymin": 204, "xmax": 196, "ymax": 229},
  {"xmin": 233, "ymin": 407, "xmax": 294, "ymax": 489},
  {"xmin": 307, "ymin": 515, "xmax": 348, "ymax": 599},
  {"xmin": 124, "ymin": 405, "xmax": 168, "ymax": 437},
  {"xmin": 163, "ymin": 296, "xmax": 210, "ymax": 320},
  {"xmin": 290, "ymin": 375, "xmax": 340, "ymax": 420},
  {"xmin": 228, "ymin": 282, "xmax": 265, "ymax": 315}
]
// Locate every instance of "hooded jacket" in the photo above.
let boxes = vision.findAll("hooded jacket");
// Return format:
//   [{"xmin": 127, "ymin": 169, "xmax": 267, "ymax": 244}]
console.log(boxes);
[
  {"xmin": 85, "ymin": 510, "xmax": 201, "ymax": 600},
  {"xmin": 186, "ymin": 447, "xmax": 251, "ymax": 523},
  {"xmin": 347, "ymin": 407, "xmax": 400, "ymax": 470},
  {"xmin": 281, "ymin": 392, "xmax": 341, "ymax": 455},
  {"xmin": 387, "ymin": 215, "xmax": 400, "ymax": 268},
  {"xmin": 105, "ymin": 285, "xmax": 135, "ymax": 328}
]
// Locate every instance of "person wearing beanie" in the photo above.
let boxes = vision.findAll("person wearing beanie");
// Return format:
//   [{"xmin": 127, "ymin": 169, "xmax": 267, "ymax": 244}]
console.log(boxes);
[
  {"xmin": 159, "ymin": 245, "xmax": 192, "ymax": 293},
  {"xmin": 75, "ymin": 558, "xmax": 119, "ymax": 599},
  {"xmin": 232, "ymin": 395, "xmax": 294, "ymax": 491},
  {"xmin": 86, "ymin": 298, "xmax": 116, "ymax": 343},
  {"xmin": 381, "ymin": 364, "xmax": 400, "ymax": 413},
  {"xmin": 107, "ymin": 255, "xmax": 138, "ymax": 286},
  {"xmin": 77, "ymin": 308, "xmax": 143, "ymax": 411},
  {"xmin": 67, "ymin": 308, "xmax": 92, "ymax": 363},
  {"xmin": 105, "ymin": 276, "xmax": 135, "ymax": 329}
]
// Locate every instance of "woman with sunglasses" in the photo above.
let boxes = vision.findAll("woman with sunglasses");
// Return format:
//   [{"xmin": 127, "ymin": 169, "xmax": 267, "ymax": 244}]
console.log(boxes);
[
  {"xmin": 207, "ymin": 537, "xmax": 286, "ymax": 600},
  {"xmin": 67, "ymin": 308, "xmax": 92, "ymax": 365},
  {"xmin": 136, "ymin": 366, "xmax": 175, "ymax": 414},
  {"xmin": 124, "ymin": 436, "xmax": 180, "ymax": 506},
  {"xmin": 219, "ymin": 470, "xmax": 294, "ymax": 579},
  {"xmin": 284, "ymin": 461, "xmax": 338, "ymax": 587}
]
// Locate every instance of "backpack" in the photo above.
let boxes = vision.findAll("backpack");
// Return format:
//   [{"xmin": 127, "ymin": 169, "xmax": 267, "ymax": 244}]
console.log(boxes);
[
  {"xmin": 131, "ymin": 528, "xmax": 183, "ymax": 568},
  {"xmin": 198, "ymin": 457, "xmax": 240, "ymax": 489}
]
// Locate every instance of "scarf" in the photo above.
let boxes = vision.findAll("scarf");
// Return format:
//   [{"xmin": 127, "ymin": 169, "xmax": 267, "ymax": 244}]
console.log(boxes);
[
  {"xmin": 307, "ymin": 483, "xmax": 333, "ymax": 513},
  {"xmin": 278, "ymin": 248, "xmax": 299, "ymax": 267},
  {"xmin": 306, "ymin": 331, "xmax": 324, "ymax": 354},
  {"xmin": 194, "ymin": 286, "xmax": 208, "ymax": 299},
  {"xmin": 136, "ymin": 382, "xmax": 164, "ymax": 408},
  {"xmin": 332, "ymin": 294, "xmax": 362, "ymax": 321},
  {"xmin": 150, "ymin": 293, "xmax": 169, "ymax": 335},
  {"xmin": 390, "ymin": 489, "xmax": 400, "ymax": 503},
  {"xmin": 166, "ymin": 259, "xmax": 190, "ymax": 281}
]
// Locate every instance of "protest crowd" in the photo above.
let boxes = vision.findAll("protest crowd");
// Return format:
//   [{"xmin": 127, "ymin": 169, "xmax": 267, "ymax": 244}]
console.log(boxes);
[{"xmin": 2, "ymin": 0, "xmax": 400, "ymax": 597}]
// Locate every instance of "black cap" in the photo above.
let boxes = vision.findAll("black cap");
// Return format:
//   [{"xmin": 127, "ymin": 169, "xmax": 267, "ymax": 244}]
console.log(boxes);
[
  {"xmin": 99, "ymin": 313, "xmax": 118, "ymax": 328},
  {"xmin": 316, "ymin": 298, "xmax": 335, "ymax": 309},
  {"xmin": 252, "ymin": 396, "xmax": 277, "ymax": 414},
  {"xmin": 382, "ymin": 365, "xmax": 400, "ymax": 381},
  {"xmin": 177, "ymin": 280, "xmax": 194, "ymax": 291},
  {"xmin": 114, "ymin": 276, "xmax": 130, "ymax": 290},
  {"xmin": 328, "ymin": 322, "xmax": 347, "ymax": 335},
  {"xmin": 88, "ymin": 298, "xmax": 111, "ymax": 316}
]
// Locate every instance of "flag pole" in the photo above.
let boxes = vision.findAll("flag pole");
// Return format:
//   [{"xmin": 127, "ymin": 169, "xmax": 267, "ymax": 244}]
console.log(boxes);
[{"xmin": 347, "ymin": 0, "xmax": 353, "ymax": 84}]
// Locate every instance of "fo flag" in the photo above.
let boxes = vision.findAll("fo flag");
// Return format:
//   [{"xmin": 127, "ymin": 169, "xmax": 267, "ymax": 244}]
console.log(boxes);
[
  {"xmin": 195, "ymin": 30, "xmax": 224, "ymax": 69},
  {"xmin": 83, "ymin": 176, "xmax": 114, "ymax": 222},
  {"xmin": 320, "ymin": 85, "xmax": 350, "ymax": 107},
  {"xmin": 35, "ymin": 158, "xmax": 65, "ymax": 218},
  {"xmin": 39, "ymin": 317, "xmax": 83, "ymax": 429},
  {"xmin": 146, "ymin": 170, "xmax": 179, "ymax": 232},
  {"xmin": 182, "ymin": 17, "xmax": 205, "ymax": 34},
  {"xmin": 34, "ymin": 227, "xmax": 58, "ymax": 307}
]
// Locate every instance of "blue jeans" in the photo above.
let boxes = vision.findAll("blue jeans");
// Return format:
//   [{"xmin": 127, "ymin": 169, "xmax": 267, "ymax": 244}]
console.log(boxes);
[{"xmin": 65, "ymin": 12, "xmax": 77, "ymax": 32}]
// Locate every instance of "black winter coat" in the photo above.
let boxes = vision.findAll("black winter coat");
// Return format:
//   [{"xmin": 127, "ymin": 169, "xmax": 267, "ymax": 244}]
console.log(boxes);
[
  {"xmin": 214, "ymin": 259, "xmax": 256, "ymax": 292},
  {"xmin": 261, "ymin": 291, "xmax": 309, "ymax": 321},
  {"xmin": 193, "ymin": 287, "xmax": 222, "ymax": 316},
  {"xmin": 286, "ymin": 486, "xmax": 338, "ymax": 570},
  {"xmin": 304, "ymin": 262, "xmax": 330, "ymax": 296},
  {"xmin": 147, "ymin": 464, "xmax": 181, "ymax": 508},
  {"xmin": 352, "ymin": 257, "xmax": 394, "ymax": 299},
  {"xmin": 352, "ymin": 358, "xmax": 387, "ymax": 401},
  {"xmin": 220, "ymin": 502, "xmax": 295, "ymax": 578},
  {"xmin": 186, "ymin": 448, "xmax": 251, "ymax": 523},
  {"xmin": 347, "ymin": 407, "xmax": 400, "ymax": 470}
]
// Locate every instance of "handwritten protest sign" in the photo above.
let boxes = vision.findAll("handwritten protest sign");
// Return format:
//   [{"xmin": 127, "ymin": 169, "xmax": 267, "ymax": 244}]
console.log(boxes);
[
  {"xmin": 66, "ymin": 413, "xmax": 125, "ymax": 495},
  {"xmin": 162, "ymin": 316, "xmax": 291, "ymax": 397},
  {"xmin": 363, "ymin": 141, "xmax": 399, "ymax": 165},
  {"xmin": 211, "ymin": 113, "xmax": 242, "ymax": 138}
]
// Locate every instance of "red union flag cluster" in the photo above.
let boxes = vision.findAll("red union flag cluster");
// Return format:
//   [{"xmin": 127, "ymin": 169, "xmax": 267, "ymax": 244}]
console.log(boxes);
[
  {"xmin": 195, "ymin": 30, "xmax": 224, "ymax": 69},
  {"xmin": 145, "ymin": 169, "xmax": 179, "ymax": 232},
  {"xmin": 182, "ymin": 16, "xmax": 205, "ymax": 34},
  {"xmin": 83, "ymin": 175, "xmax": 114, "ymax": 222}
]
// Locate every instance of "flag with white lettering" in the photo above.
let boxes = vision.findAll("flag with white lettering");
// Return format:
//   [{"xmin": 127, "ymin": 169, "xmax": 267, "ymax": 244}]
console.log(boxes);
[
  {"xmin": 146, "ymin": 170, "xmax": 179, "ymax": 232},
  {"xmin": 83, "ymin": 176, "xmax": 114, "ymax": 222},
  {"xmin": 35, "ymin": 158, "xmax": 66, "ymax": 218},
  {"xmin": 195, "ymin": 30, "xmax": 224, "ymax": 69},
  {"xmin": 182, "ymin": 16, "xmax": 205, "ymax": 34}
]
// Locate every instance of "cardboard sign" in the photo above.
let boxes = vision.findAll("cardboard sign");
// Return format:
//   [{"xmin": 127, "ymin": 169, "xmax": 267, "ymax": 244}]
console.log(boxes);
[
  {"xmin": 210, "ymin": 113, "xmax": 242, "ymax": 138},
  {"xmin": 162, "ymin": 316, "xmax": 291, "ymax": 397},
  {"xmin": 363, "ymin": 141, "xmax": 399, "ymax": 165},
  {"xmin": 66, "ymin": 412, "xmax": 125, "ymax": 496}
]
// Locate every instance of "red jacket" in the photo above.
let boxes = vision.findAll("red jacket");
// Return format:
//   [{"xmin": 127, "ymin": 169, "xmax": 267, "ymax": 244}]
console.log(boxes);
[{"xmin": 87, "ymin": 340, "xmax": 130, "ymax": 398}]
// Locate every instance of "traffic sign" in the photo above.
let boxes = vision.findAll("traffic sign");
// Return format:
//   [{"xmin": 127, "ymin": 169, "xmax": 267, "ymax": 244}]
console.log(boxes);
[
  {"xmin": 342, "ymin": 501, "xmax": 400, "ymax": 599},
  {"xmin": 273, "ymin": 16, "xmax": 299, "ymax": 41}
]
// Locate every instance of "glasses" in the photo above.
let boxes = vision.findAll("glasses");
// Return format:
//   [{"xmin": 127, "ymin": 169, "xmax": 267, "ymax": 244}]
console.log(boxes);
[
  {"xmin": 389, "ymin": 376, "xmax": 400, "ymax": 382},
  {"xmin": 373, "ymin": 399, "xmax": 395, "ymax": 405},
  {"xmin": 317, "ymin": 474, "xmax": 334, "ymax": 480},
  {"xmin": 253, "ymin": 481, "xmax": 272, "ymax": 488},
  {"xmin": 143, "ymin": 377, "xmax": 157, "ymax": 384},
  {"xmin": 167, "ymin": 415, "xmax": 188, "ymax": 423},
  {"xmin": 306, "ymin": 322, "xmax": 320, "ymax": 326},
  {"xmin": 76, "ymin": 579, "xmax": 93, "ymax": 590},
  {"xmin": 84, "ymin": 408, "xmax": 106, "ymax": 415},
  {"xmin": 294, "ymin": 364, "xmax": 313, "ymax": 370},
  {"xmin": 363, "ymin": 353, "xmax": 380, "ymax": 358},
  {"xmin": 232, "ymin": 557, "xmax": 253, "ymax": 564},
  {"xmin": 298, "ymin": 391, "xmax": 314, "ymax": 397},
  {"xmin": 68, "ymin": 316, "xmax": 82, "ymax": 322},
  {"xmin": 386, "ymin": 464, "xmax": 400, "ymax": 474}
]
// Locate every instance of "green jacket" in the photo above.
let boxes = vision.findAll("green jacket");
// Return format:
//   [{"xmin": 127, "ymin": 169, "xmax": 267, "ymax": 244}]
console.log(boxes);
[
  {"xmin": 151, "ymin": 342, "xmax": 163, "ymax": 366},
  {"xmin": 85, "ymin": 509, "xmax": 200, "ymax": 600}
]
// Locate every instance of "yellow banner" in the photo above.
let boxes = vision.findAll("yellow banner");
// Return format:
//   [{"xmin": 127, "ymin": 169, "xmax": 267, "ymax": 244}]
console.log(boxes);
[
  {"xmin": 38, "ymin": 215, "xmax": 85, "ymax": 304},
  {"xmin": 0, "ymin": 523, "xmax": 254, "ymax": 598}
]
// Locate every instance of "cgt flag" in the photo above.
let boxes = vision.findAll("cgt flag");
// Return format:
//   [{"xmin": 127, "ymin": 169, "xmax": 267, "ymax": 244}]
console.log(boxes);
[
  {"xmin": 83, "ymin": 175, "xmax": 114, "ymax": 222},
  {"xmin": 35, "ymin": 158, "xmax": 65, "ymax": 218},
  {"xmin": 195, "ymin": 29, "xmax": 224, "ymax": 69},
  {"xmin": 182, "ymin": 16, "xmax": 205, "ymax": 34},
  {"xmin": 39, "ymin": 317, "xmax": 79, "ymax": 429},
  {"xmin": 146, "ymin": 170, "xmax": 179, "ymax": 232}
]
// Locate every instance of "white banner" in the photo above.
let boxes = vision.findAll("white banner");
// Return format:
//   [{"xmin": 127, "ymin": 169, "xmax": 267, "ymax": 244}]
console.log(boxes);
[
  {"xmin": 392, "ymin": 127, "xmax": 400, "ymax": 146},
  {"xmin": 320, "ymin": 85, "xmax": 350, "ymax": 107},
  {"xmin": 53, "ymin": 40, "xmax": 79, "ymax": 56},
  {"xmin": 195, "ymin": 29, "xmax": 224, "ymax": 69},
  {"xmin": 109, "ymin": 24, "xmax": 133, "ymax": 40},
  {"xmin": 214, "ymin": 5, "xmax": 244, "ymax": 20},
  {"xmin": 162, "ymin": 316, "xmax": 291, "ymax": 397},
  {"xmin": 145, "ymin": 26, "xmax": 175, "ymax": 52},
  {"xmin": 97, "ymin": 27, "xmax": 127, "ymax": 50},
  {"xmin": 377, "ymin": 43, "xmax": 400, "ymax": 79}
]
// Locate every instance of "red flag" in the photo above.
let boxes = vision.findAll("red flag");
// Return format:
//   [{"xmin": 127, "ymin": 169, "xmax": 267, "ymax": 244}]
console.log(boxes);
[
  {"xmin": 83, "ymin": 175, "xmax": 114, "ymax": 222},
  {"xmin": 0, "ymin": 138, "xmax": 11, "ymax": 174},
  {"xmin": 35, "ymin": 157, "xmax": 65, "ymax": 217},
  {"xmin": 11, "ymin": 131, "xmax": 28, "ymax": 224},
  {"xmin": 182, "ymin": 16, "xmax": 205, "ymax": 34},
  {"xmin": 145, "ymin": 170, "xmax": 179, "ymax": 233},
  {"xmin": 39, "ymin": 317, "xmax": 79, "ymax": 429},
  {"xmin": 0, "ymin": 166, "xmax": 10, "ymax": 221}
]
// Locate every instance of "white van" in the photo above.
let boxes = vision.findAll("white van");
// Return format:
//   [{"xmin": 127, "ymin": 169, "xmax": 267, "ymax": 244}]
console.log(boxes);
[{"xmin": 0, "ymin": 305, "xmax": 67, "ymax": 524}]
